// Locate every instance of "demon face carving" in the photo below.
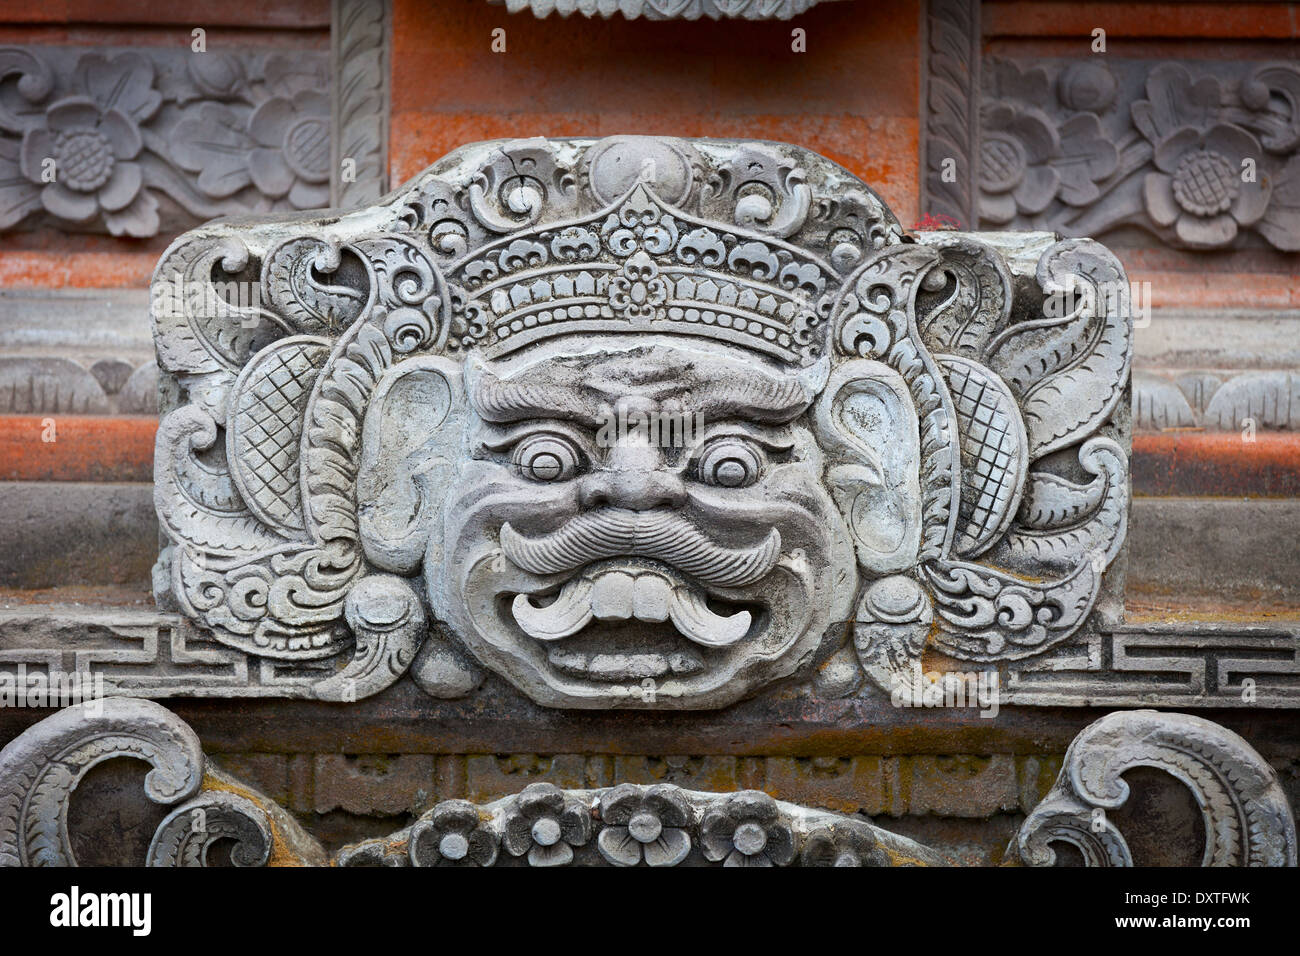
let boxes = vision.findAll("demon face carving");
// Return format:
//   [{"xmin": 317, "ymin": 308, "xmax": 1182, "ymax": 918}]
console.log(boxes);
[
  {"xmin": 357, "ymin": 335, "xmax": 922, "ymax": 707},
  {"xmin": 153, "ymin": 135, "xmax": 1131, "ymax": 709}
]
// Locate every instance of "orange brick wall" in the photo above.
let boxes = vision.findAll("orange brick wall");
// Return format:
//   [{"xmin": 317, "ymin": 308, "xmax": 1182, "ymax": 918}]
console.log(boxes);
[{"xmin": 389, "ymin": 0, "xmax": 923, "ymax": 227}]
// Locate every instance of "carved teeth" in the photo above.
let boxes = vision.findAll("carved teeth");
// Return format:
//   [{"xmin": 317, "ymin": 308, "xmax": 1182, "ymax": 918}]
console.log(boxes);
[
  {"xmin": 511, "ymin": 569, "xmax": 753, "ymax": 648},
  {"xmin": 632, "ymin": 573, "xmax": 671, "ymax": 622},
  {"xmin": 591, "ymin": 571, "xmax": 635, "ymax": 620},
  {"xmin": 547, "ymin": 647, "xmax": 704, "ymax": 681}
]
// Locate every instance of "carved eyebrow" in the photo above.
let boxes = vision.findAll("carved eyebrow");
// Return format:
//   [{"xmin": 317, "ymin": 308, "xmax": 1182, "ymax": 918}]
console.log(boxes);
[
  {"xmin": 470, "ymin": 375, "xmax": 598, "ymax": 424},
  {"xmin": 478, "ymin": 420, "xmax": 595, "ymax": 454},
  {"xmin": 687, "ymin": 375, "xmax": 814, "ymax": 423},
  {"xmin": 471, "ymin": 364, "xmax": 813, "ymax": 424}
]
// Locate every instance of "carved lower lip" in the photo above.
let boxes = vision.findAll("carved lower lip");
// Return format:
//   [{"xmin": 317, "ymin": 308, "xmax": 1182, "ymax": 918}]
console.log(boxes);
[
  {"xmin": 546, "ymin": 645, "xmax": 705, "ymax": 681},
  {"xmin": 509, "ymin": 565, "xmax": 758, "ymax": 648}
]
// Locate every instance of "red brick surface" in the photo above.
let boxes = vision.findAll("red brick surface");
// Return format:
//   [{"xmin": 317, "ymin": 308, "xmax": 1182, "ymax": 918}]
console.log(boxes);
[
  {"xmin": 389, "ymin": 0, "xmax": 923, "ymax": 226},
  {"xmin": 0, "ymin": 415, "xmax": 157, "ymax": 482}
]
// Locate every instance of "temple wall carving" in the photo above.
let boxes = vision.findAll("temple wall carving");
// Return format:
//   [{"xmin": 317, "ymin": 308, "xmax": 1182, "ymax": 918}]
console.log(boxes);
[{"xmin": 0, "ymin": 0, "xmax": 1295, "ymax": 874}]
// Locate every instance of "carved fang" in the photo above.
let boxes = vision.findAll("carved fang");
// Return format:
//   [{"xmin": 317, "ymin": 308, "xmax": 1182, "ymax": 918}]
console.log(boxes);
[
  {"xmin": 512, "ymin": 577, "xmax": 595, "ymax": 641},
  {"xmin": 512, "ymin": 570, "xmax": 752, "ymax": 648},
  {"xmin": 667, "ymin": 589, "xmax": 751, "ymax": 648}
]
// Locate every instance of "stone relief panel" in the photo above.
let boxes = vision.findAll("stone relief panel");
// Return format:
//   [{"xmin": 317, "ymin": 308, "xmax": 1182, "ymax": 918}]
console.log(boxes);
[
  {"xmin": 0, "ymin": 699, "xmax": 1291, "ymax": 866},
  {"xmin": 978, "ymin": 58, "xmax": 1300, "ymax": 251},
  {"xmin": 146, "ymin": 134, "xmax": 1132, "ymax": 710},
  {"xmin": 920, "ymin": 0, "xmax": 1300, "ymax": 253},
  {"xmin": 0, "ymin": 47, "xmax": 333, "ymax": 236},
  {"xmin": 0, "ymin": 0, "xmax": 389, "ymax": 237}
]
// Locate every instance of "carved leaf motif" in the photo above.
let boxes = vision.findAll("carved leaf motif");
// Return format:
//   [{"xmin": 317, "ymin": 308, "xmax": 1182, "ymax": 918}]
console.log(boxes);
[
  {"xmin": 922, "ymin": 0, "xmax": 979, "ymax": 224},
  {"xmin": 148, "ymin": 792, "xmax": 272, "ymax": 867},
  {"xmin": 916, "ymin": 237, "xmax": 1014, "ymax": 357},
  {"xmin": 984, "ymin": 239, "xmax": 1131, "ymax": 459},
  {"xmin": 262, "ymin": 238, "xmax": 367, "ymax": 335},
  {"xmin": 998, "ymin": 437, "xmax": 1128, "ymax": 571}
]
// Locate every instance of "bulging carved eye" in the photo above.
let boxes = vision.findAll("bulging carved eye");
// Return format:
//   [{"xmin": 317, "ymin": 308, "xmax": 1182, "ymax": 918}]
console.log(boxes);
[
  {"xmin": 696, "ymin": 438, "xmax": 764, "ymax": 488},
  {"xmin": 512, "ymin": 433, "xmax": 582, "ymax": 482}
]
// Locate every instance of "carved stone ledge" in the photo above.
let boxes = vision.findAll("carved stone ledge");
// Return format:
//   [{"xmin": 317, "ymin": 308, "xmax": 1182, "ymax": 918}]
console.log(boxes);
[
  {"xmin": 1134, "ymin": 369, "xmax": 1298, "ymax": 432},
  {"xmin": 0, "ymin": 699, "xmax": 1290, "ymax": 866}
]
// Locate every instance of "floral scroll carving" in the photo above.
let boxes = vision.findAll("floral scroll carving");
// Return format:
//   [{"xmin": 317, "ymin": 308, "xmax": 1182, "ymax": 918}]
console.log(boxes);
[
  {"xmin": 1017, "ymin": 710, "xmax": 1297, "ymax": 867},
  {"xmin": 977, "ymin": 59, "xmax": 1300, "ymax": 251},
  {"xmin": 921, "ymin": 1, "xmax": 1300, "ymax": 252},
  {"xmin": 0, "ymin": 47, "xmax": 333, "ymax": 237},
  {"xmin": 0, "ymin": 698, "xmax": 323, "ymax": 867}
]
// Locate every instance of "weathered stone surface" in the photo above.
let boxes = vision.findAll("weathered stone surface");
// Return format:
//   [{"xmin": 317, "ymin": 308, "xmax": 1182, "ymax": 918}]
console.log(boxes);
[
  {"xmin": 312, "ymin": 753, "xmax": 434, "ymax": 815},
  {"xmin": 0, "ymin": 482, "xmax": 157, "ymax": 588}
]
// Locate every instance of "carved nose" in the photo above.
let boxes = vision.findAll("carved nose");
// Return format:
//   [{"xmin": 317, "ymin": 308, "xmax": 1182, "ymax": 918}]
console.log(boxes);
[{"xmin": 580, "ymin": 445, "xmax": 687, "ymax": 511}]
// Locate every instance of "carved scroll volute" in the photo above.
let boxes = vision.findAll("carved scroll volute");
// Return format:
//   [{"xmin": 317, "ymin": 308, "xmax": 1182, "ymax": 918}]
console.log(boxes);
[
  {"xmin": 0, "ymin": 700, "xmax": 326, "ymax": 867},
  {"xmin": 1017, "ymin": 710, "xmax": 1298, "ymax": 867},
  {"xmin": 0, "ymin": 699, "xmax": 203, "ymax": 867}
]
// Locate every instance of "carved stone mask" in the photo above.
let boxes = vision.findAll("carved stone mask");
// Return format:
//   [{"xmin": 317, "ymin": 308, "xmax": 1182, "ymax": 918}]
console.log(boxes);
[
  {"xmin": 358, "ymin": 335, "xmax": 916, "ymax": 707},
  {"xmin": 153, "ymin": 135, "xmax": 1131, "ymax": 710}
]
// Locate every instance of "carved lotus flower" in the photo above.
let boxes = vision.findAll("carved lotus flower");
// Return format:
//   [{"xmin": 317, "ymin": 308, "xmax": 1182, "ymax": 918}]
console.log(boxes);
[
  {"xmin": 172, "ymin": 91, "xmax": 331, "ymax": 209},
  {"xmin": 699, "ymin": 790, "xmax": 795, "ymax": 867},
  {"xmin": 596, "ymin": 784, "xmax": 693, "ymax": 867},
  {"xmin": 10, "ymin": 54, "xmax": 160, "ymax": 236},
  {"xmin": 979, "ymin": 60, "xmax": 1118, "ymax": 225},
  {"xmin": 408, "ymin": 799, "xmax": 498, "ymax": 867},
  {"xmin": 1142, "ymin": 124, "xmax": 1270, "ymax": 248},
  {"xmin": 501, "ymin": 783, "xmax": 593, "ymax": 866},
  {"xmin": 1130, "ymin": 63, "xmax": 1273, "ymax": 248},
  {"xmin": 246, "ymin": 90, "xmax": 331, "ymax": 208},
  {"xmin": 799, "ymin": 824, "xmax": 887, "ymax": 867}
]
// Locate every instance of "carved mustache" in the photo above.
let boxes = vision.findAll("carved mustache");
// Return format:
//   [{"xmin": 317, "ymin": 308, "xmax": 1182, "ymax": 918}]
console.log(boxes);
[
  {"xmin": 498, "ymin": 508, "xmax": 782, "ymax": 589},
  {"xmin": 511, "ymin": 568, "xmax": 753, "ymax": 648}
]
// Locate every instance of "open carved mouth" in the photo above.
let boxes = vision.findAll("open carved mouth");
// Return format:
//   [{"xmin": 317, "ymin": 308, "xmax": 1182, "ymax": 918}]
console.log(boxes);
[{"xmin": 503, "ymin": 562, "xmax": 767, "ymax": 682}]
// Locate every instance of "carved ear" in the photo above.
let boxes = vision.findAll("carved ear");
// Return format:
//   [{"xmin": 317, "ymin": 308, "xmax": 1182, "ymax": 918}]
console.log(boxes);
[
  {"xmin": 813, "ymin": 359, "xmax": 922, "ymax": 575},
  {"xmin": 357, "ymin": 356, "xmax": 466, "ymax": 575}
]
